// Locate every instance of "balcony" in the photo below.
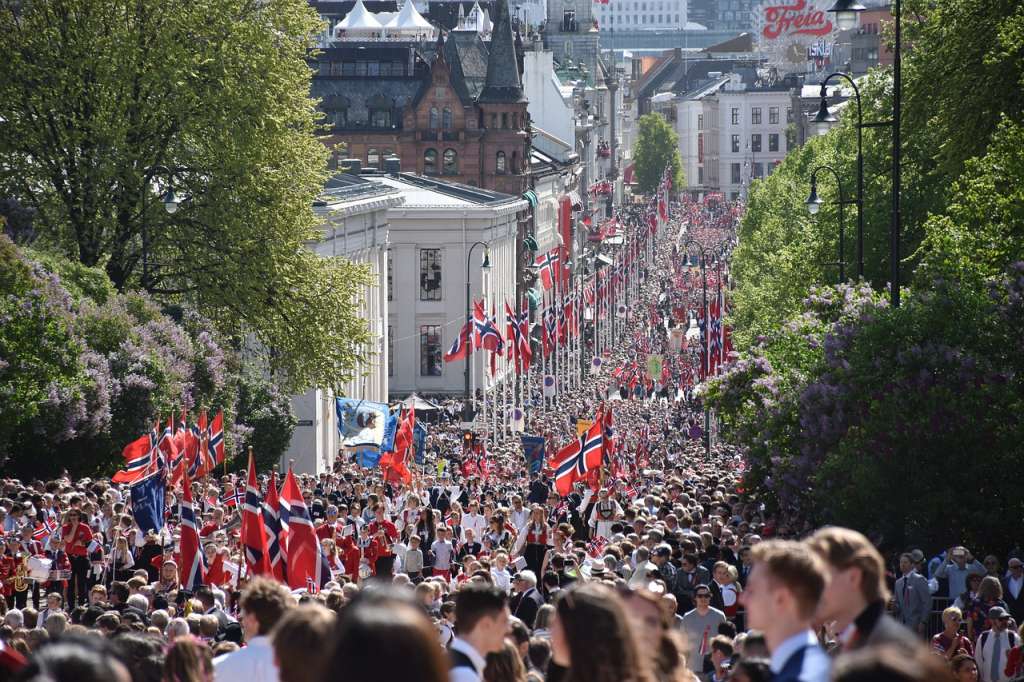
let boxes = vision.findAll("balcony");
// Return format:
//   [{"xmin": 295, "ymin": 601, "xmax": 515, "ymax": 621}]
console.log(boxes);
[{"xmin": 420, "ymin": 130, "xmax": 439, "ymax": 141}]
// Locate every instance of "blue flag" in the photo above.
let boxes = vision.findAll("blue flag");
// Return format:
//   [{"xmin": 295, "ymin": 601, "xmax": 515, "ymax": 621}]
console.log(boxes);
[
  {"xmin": 520, "ymin": 434, "xmax": 546, "ymax": 474},
  {"xmin": 353, "ymin": 445, "xmax": 381, "ymax": 468},
  {"xmin": 130, "ymin": 470, "xmax": 166, "ymax": 533},
  {"xmin": 413, "ymin": 422, "xmax": 428, "ymax": 465},
  {"xmin": 381, "ymin": 411, "xmax": 399, "ymax": 454}
]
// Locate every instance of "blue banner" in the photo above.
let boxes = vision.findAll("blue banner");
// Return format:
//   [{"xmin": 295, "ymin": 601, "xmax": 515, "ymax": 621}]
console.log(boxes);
[
  {"xmin": 130, "ymin": 470, "xmax": 166, "ymax": 533},
  {"xmin": 336, "ymin": 398, "xmax": 389, "ymax": 448},
  {"xmin": 521, "ymin": 434, "xmax": 546, "ymax": 474},
  {"xmin": 381, "ymin": 412, "xmax": 399, "ymax": 453},
  {"xmin": 353, "ymin": 445, "xmax": 382, "ymax": 469},
  {"xmin": 413, "ymin": 422, "xmax": 428, "ymax": 465}
]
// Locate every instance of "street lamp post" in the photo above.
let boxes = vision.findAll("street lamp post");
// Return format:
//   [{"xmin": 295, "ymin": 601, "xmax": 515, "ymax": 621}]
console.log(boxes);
[
  {"xmin": 811, "ymin": 74, "xmax": 864, "ymax": 280},
  {"xmin": 805, "ymin": 164, "xmax": 855, "ymax": 284},
  {"xmin": 143, "ymin": 165, "xmax": 182, "ymax": 288},
  {"xmin": 464, "ymin": 241, "xmax": 490, "ymax": 422},
  {"xmin": 820, "ymin": 0, "xmax": 901, "ymax": 306}
]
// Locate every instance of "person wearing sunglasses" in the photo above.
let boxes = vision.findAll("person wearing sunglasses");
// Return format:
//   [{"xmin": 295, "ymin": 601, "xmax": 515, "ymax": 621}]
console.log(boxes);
[{"xmin": 680, "ymin": 584, "xmax": 726, "ymax": 676}]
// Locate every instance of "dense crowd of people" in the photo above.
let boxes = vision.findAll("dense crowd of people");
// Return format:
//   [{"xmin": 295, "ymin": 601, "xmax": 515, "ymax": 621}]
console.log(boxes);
[{"xmin": 0, "ymin": 198, "xmax": 1019, "ymax": 682}]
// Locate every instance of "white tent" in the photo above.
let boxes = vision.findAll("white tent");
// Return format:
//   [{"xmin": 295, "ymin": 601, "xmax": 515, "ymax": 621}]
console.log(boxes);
[
  {"xmin": 385, "ymin": 0, "xmax": 437, "ymax": 40},
  {"xmin": 336, "ymin": 0, "xmax": 384, "ymax": 39}
]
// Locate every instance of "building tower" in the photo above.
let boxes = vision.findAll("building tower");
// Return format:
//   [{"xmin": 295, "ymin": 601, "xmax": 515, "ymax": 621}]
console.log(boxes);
[
  {"xmin": 477, "ymin": 0, "xmax": 530, "ymax": 195},
  {"xmin": 543, "ymin": 0, "xmax": 599, "ymax": 80}
]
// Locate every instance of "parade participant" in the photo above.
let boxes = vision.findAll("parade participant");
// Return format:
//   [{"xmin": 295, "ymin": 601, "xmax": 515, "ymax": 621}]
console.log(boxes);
[
  {"xmin": 515, "ymin": 507, "xmax": 552, "ymax": 577},
  {"xmin": 213, "ymin": 577, "xmax": 291, "ymax": 682},
  {"xmin": 431, "ymin": 526, "xmax": 456, "ymax": 583},
  {"xmin": 367, "ymin": 503, "xmax": 399, "ymax": 579},
  {"xmin": 588, "ymin": 489, "xmax": 623, "ymax": 540},
  {"xmin": 60, "ymin": 507, "xmax": 93, "ymax": 607},
  {"xmin": 450, "ymin": 583, "xmax": 511, "ymax": 682}
]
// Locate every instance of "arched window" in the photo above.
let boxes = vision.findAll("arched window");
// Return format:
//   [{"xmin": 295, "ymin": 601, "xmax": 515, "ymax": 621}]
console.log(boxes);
[
  {"xmin": 367, "ymin": 148, "xmax": 380, "ymax": 167},
  {"xmin": 443, "ymin": 148, "xmax": 458, "ymax": 175},
  {"xmin": 429, "ymin": 106, "xmax": 440, "ymax": 129},
  {"xmin": 511, "ymin": 150, "xmax": 519, "ymax": 174},
  {"xmin": 424, "ymin": 148, "xmax": 438, "ymax": 175},
  {"xmin": 496, "ymin": 151, "xmax": 507, "ymax": 174},
  {"xmin": 442, "ymin": 107, "xmax": 453, "ymax": 130}
]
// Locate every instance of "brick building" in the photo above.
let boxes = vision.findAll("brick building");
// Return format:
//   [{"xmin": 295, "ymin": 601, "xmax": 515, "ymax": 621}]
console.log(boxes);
[{"xmin": 313, "ymin": 0, "xmax": 530, "ymax": 195}]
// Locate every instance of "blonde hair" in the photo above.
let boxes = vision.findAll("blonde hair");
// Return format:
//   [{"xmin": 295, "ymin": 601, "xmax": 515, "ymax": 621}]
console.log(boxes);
[
  {"xmin": 806, "ymin": 527, "xmax": 889, "ymax": 604},
  {"xmin": 750, "ymin": 540, "xmax": 827, "ymax": 620}
]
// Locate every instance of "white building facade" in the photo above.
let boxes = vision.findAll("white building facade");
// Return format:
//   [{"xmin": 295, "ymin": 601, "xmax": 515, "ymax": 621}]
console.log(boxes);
[{"xmin": 595, "ymin": 0, "xmax": 688, "ymax": 31}]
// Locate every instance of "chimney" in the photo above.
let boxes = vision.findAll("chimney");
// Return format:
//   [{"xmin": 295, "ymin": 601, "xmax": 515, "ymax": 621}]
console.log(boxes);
[
  {"xmin": 340, "ymin": 158, "xmax": 362, "ymax": 175},
  {"xmin": 384, "ymin": 155, "xmax": 402, "ymax": 176}
]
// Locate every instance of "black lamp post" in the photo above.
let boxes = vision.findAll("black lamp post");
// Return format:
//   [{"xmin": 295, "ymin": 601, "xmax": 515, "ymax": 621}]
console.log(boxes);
[
  {"xmin": 806, "ymin": 164, "xmax": 854, "ymax": 284},
  {"xmin": 143, "ymin": 165, "xmax": 182, "ymax": 288},
  {"xmin": 819, "ymin": 0, "xmax": 902, "ymax": 306},
  {"xmin": 464, "ymin": 241, "xmax": 490, "ymax": 422}
]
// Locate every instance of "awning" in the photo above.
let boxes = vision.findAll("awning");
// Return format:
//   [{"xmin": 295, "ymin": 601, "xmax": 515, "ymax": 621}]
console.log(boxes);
[
  {"xmin": 521, "ymin": 190, "xmax": 538, "ymax": 208},
  {"xmin": 567, "ymin": 191, "xmax": 582, "ymax": 210}
]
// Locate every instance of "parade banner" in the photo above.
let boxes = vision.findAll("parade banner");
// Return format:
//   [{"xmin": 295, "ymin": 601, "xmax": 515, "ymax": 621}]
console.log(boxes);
[
  {"xmin": 335, "ymin": 398, "xmax": 388, "ymax": 448},
  {"xmin": 590, "ymin": 356, "xmax": 603, "ymax": 375},
  {"xmin": 647, "ymin": 354, "xmax": 664, "ymax": 379}
]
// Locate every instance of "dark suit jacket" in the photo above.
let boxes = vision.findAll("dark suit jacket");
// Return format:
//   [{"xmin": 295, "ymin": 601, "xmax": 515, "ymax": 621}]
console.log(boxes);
[
  {"xmin": 848, "ymin": 604, "xmax": 920, "ymax": 653},
  {"xmin": 672, "ymin": 566, "xmax": 711, "ymax": 613},
  {"xmin": 510, "ymin": 587, "xmax": 543, "ymax": 628},
  {"xmin": 1002, "ymin": 578, "xmax": 1024, "ymax": 622}
]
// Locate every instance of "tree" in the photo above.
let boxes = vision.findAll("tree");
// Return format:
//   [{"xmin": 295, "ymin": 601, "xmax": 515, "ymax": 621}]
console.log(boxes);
[
  {"xmin": 632, "ymin": 113, "xmax": 684, "ymax": 195},
  {"xmin": 0, "ymin": 0, "xmax": 371, "ymax": 393}
]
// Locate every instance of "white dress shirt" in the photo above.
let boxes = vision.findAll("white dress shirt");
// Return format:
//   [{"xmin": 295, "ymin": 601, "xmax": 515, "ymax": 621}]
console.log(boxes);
[
  {"xmin": 449, "ymin": 637, "xmax": 486, "ymax": 682},
  {"xmin": 213, "ymin": 635, "xmax": 278, "ymax": 682},
  {"xmin": 769, "ymin": 629, "xmax": 830, "ymax": 682}
]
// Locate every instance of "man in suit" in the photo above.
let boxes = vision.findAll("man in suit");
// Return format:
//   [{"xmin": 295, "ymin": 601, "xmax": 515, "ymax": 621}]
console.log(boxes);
[
  {"xmin": 195, "ymin": 585, "xmax": 235, "ymax": 634},
  {"xmin": 672, "ymin": 552, "xmax": 711, "ymax": 614},
  {"xmin": 508, "ymin": 571, "xmax": 543, "ymax": 629},
  {"xmin": 893, "ymin": 552, "xmax": 932, "ymax": 636},
  {"xmin": 1001, "ymin": 557, "xmax": 1024, "ymax": 622},
  {"xmin": 807, "ymin": 527, "xmax": 919, "ymax": 653},
  {"xmin": 739, "ymin": 540, "xmax": 830, "ymax": 682}
]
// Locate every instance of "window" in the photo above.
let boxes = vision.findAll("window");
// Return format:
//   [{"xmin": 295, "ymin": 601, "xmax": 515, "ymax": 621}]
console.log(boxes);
[
  {"xmin": 769, "ymin": 106, "xmax": 779, "ymax": 124},
  {"xmin": 751, "ymin": 134, "xmax": 761, "ymax": 152},
  {"xmin": 751, "ymin": 107, "xmax": 762, "ymax": 125},
  {"xmin": 787, "ymin": 107, "xmax": 793, "ymax": 123},
  {"xmin": 368, "ymin": 95, "xmax": 393, "ymax": 129},
  {"xmin": 386, "ymin": 250, "xmax": 393, "ymax": 302},
  {"xmin": 419, "ymin": 249, "xmax": 442, "ymax": 301},
  {"xmin": 443, "ymin": 148, "xmax": 458, "ymax": 175},
  {"xmin": 424, "ymin": 148, "xmax": 438, "ymax": 175},
  {"xmin": 769, "ymin": 133, "xmax": 779, "ymax": 152},
  {"xmin": 442, "ymin": 107, "xmax": 453, "ymax": 130},
  {"xmin": 511, "ymin": 150, "xmax": 519, "ymax": 174},
  {"xmin": 496, "ymin": 151, "xmax": 507, "ymax": 174},
  {"xmin": 697, "ymin": 114, "xmax": 704, "ymax": 130},
  {"xmin": 697, "ymin": 166, "xmax": 704, "ymax": 185},
  {"xmin": 731, "ymin": 134, "xmax": 740, "ymax": 153},
  {"xmin": 388, "ymin": 325, "xmax": 394, "ymax": 377},
  {"xmin": 367, "ymin": 148, "xmax": 380, "ymax": 167},
  {"xmin": 501, "ymin": 112, "xmax": 508, "ymax": 129},
  {"xmin": 752, "ymin": 162, "xmax": 763, "ymax": 179},
  {"xmin": 429, "ymin": 107, "xmax": 440, "ymax": 129},
  {"xmin": 731, "ymin": 163, "xmax": 741, "ymax": 184},
  {"xmin": 420, "ymin": 325, "xmax": 443, "ymax": 376},
  {"xmin": 731, "ymin": 107, "xmax": 739, "ymax": 125}
]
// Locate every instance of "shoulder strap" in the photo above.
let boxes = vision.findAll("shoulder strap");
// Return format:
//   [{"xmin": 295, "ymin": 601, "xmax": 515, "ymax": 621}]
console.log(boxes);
[{"xmin": 449, "ymin": 648, "xmax": 475, "ymax": 671}]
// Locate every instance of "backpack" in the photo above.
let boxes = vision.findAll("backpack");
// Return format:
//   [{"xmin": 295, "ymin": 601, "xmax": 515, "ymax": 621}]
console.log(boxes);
[{"xmin": 980, "ymin": 628, "xmax": 1020, "ymax": 655}]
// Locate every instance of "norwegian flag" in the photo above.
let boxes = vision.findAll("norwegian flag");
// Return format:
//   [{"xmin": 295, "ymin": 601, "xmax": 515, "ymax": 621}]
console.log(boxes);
[
  {"xmin": 587, "ymin": 535, "xmax": 609, "ymax": 558},
  {"xmin": 241, "ymin": 451, "xmax": 271, "ymax": 576},
  {"xmin": 280, "ymin": 465, "xmax": 329, "ymax": 591},
  {"xmin": 262, "ymin": 470, "xmax": 287, "ymax": 582},
  {"xmin": 601, "ymin": 404, "xmax": 617, "ymax": 459},
  {"xmin": 112, "ymin": 424, "xmax": 159, "ymax": 483},
  {"xmin": 188, "ymin": 411, "xmax": 208, "ymax": 478},
  {"xmin": 549, "ymin": 419, "xmax": 604, "ymax": 497},
  {"xmin": 444, "ymin": 320, "xmax": 473, "ymax": 363},
  {"xmin": 220, "ymin": 487, "xmax": 244, "ymax": 508},
  {"xmin": 207, "ymin": 410, "xmax": 225, "ymax": 467},
  {"xmin": 472, "ymin": 300, "xmax": 504, "ymax": 354},
  {"xmin": 534, "ymin": 248, "xmax": 561, "ymax": 290},
  {"xmin": 33, "ymin": 516, "xmax": 58, "ymax": 542},
  {"xmin": 542, "ymin": 306, "xmax": 558, "ymax": 355},
  {"xmin": 178, "ymin": 463, "xmax": 206, "ymax": 591},
  {"xmin": 504, "ymin": 300, "xmax": 527, "ymax": 372}
]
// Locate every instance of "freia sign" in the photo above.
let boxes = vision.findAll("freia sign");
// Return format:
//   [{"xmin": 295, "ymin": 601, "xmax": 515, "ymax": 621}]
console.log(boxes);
[{"xmin": 761, "ymin": 0, "xmax": 834, "ymax": 39}]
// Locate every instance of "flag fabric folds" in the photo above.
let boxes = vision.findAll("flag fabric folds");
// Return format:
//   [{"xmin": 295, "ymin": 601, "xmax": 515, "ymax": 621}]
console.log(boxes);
[
  {"xmin": 262, "ymin": 470, "xmax": 286, "ymax": 582},
  {"xmin": 548, "ymin": 418, "xmax": 604, "ymax": 496},
  {"xmin": 130, "ymin": 469, "xmax": 166, "ymax": 533},
  {"xmin": 279, "ymin": 465, "xmax": 328, "ymax": 591},
  {"xmin": 444, "ymin": 320, "xmax": 473, "ymax": 363},
  {"xmin": 112, "ymin": 430, "xmax": 156, "ymax": 483},
  {"xmin": 241, "ymin": 451, "xmax": 271, "ymax": 576},
  {"xmin": 178, "ymin": 463, "xmax": 205, "ymax": 591}
]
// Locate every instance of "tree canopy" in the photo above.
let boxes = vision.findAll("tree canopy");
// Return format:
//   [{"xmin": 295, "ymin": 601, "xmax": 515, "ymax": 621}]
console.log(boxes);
[
  {"xmin": 0, "ymin": 0, "xmax": 371, "ymax": 393},
  {"xmin": 632, "ymin": 113, "xmax": 685, "ymax": 195}
]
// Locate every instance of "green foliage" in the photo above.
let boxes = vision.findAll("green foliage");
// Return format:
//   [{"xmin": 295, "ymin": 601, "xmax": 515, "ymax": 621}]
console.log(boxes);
[
  {"xmin": 915, "ymin": 118, "xmax": 1024, "ymax": 287},
  {"xmin": 0, "ymin": 0, "xmax": 372, "ymax": 393},
  {"xmin": 25, "ymin": 248, "xmax": 117, "ymax": 304},
  {"xmin": 232, "ymin": 368, "xmax": 298, "ymax": 472},
  {"xmin": 633, "ymin": 113, "xmax": 685, "ymax": 195}
]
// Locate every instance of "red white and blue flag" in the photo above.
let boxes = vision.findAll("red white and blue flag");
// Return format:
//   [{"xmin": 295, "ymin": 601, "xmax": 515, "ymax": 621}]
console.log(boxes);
[
  {"xmin": 262, "ymin": 470, "xmax": 287, "ymax": 582},
  {"xmin": 443, "ymin": 320, "xmax": 473, "ymax": 363},
  {"xmin": 279, "ymin": 466, "xmax": 329, "ymax": 591},
  {"xmin": 535, "ymin": 248, "xmax": 561, "ymax": 290},
  {"xmin": 473, "ymin": 300, "xmax": 504, "ymax": 354},
  {"xmin": 241, "ymin": 451, "xmax": 271, "ymax": 576},
  {"xmin": 549, "ymin": 418, "xmax": 604, "ymax": 496},
  {"xmin": 178, "ymin": 463, "xmax": 206, "ymax": 591},
  {"xmin": 112, "ymin": 425, "xmax": 159, "ymax": 484}
]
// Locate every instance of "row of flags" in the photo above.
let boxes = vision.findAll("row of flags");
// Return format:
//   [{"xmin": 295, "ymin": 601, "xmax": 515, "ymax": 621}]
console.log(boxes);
[{"xmin": 113, "ymin": 410, "xmax": 225, "ymax": 485}]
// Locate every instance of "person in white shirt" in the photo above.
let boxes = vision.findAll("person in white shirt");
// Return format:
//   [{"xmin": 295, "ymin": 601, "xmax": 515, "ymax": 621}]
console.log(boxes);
[
  {"xmin": 461, "ymin": 501, "xmax": 487, "ymax": 542},
  {"xmin": 213, "ymin": 577, "xmax": 292, "ymax": 682},
  {"xmin": 976, "ymin": 606, "xmax": 1019, "ymax": 682},
  {"xmin": 450, "ymin": 584, "xmax": 510, "ymax": 682},
  {"xmin": 490, "ymin": 552, "xmax": 512, "ymax": 593},
  {"xmin": 508, "ymin": 496, "xmax": 530, "ymax": 531},
  {"xmin": 588, "ymin": 489, "xmax": 622, "ymax": 540},
  {"xmin": 739, "ymin": 540, "xmax": 831, "ymax": 682}
]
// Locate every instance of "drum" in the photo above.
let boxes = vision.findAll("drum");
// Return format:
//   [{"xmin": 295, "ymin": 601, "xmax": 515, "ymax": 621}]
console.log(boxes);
[{"xmin": 27, "ymin": 556, "xmax": 52, "ymax": 581}]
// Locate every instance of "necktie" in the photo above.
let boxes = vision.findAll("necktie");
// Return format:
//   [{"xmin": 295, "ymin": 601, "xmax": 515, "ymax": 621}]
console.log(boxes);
[{"xmin": 992, "ymin": 632, "xmax": 1004, "ymax": 682}]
